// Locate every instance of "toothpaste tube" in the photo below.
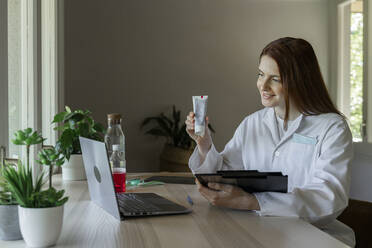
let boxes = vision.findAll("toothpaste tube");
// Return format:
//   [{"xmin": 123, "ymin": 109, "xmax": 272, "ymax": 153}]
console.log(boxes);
[{"xmin": 192, "ymin": 95, "xmax": 208, "ymax": 137}]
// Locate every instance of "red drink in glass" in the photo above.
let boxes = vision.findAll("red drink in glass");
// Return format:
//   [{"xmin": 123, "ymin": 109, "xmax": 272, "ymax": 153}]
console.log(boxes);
[{"xmin": 112, "ymin": 168, "xmax": 126, "ymax": 193}]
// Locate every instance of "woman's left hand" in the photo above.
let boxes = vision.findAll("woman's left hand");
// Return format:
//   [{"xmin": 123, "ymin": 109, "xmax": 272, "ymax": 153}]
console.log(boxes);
[{"xmin": 196, "ymin": 179, "xmax": 260, "ymax": 210}]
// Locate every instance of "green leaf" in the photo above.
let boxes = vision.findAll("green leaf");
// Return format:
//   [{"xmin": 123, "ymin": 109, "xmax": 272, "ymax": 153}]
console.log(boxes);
[
  {"xmin": 71, "ymin": 113, "xmax": 85, "ymax": 123},
  {"xmin": 63, "ymin": 112, "xmax": 75, "ymax": 123},
  {"xmin": 84, "ymin": 110, "xmax": 92, "ymax": 115},
  {"xmin": 38, "ymin": 153, "xmax": 46, "ymax": 160},
  {"xmin": 77, "ymin": 122, "xmax": 89, "ymax": 137},
  {"xmin": 65, "ymin": 106, "xmax": 72, "ymax": 113},
  {"xmin": 11, "ymin": 139, "xmax": 23, "ymax": 145},
  {"xmin": 15, "ymin": 130, "xmax": 26, "ymax": 140},
  {"xmin": 25, "ymin": 137, "xmax": 33, "ymax": 145},
  {"xmin": 60, "ymin": 129, "xmax": 74, "ymax": 148},
  {"xmin": 56, "ymin": 158, "xmax": 65, "ymax": 166},
  {"xmin": 52, "ymin": 112, "xmax": 67, "ymax": 123}
]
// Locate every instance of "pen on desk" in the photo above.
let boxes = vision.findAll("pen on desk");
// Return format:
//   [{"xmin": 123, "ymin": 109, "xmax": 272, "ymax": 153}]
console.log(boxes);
[{"xmin": 187, "ymin": 195, "xmax": 193, "ymax": 206}]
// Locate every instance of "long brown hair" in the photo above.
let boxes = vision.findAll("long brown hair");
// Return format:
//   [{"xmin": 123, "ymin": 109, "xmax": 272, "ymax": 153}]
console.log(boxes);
[{"xmin": 260, "ymin": 37, "xmax": 343, "ymax": 124}]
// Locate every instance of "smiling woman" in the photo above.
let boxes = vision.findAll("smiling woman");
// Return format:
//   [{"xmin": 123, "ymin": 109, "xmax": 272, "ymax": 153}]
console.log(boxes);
[
  {"xmin": 186, "ymin": 37, "xmax": 355, "ymax": 247},
  {"xmin": 257, "ymin": 56, "xmax": 285, "ymax": 113},
  {"xmin": 258, "ymin": 38, "xmax": 343, "ymax": 128}
]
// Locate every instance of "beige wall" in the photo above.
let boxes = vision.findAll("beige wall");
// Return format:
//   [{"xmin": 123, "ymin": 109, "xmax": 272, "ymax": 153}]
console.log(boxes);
[{"xmin": 65, "ymin": 0, "xmax": 329, "ymax": 172}]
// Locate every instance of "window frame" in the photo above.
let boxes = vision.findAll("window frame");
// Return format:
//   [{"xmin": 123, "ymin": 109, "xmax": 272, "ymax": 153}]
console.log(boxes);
[
  {"xmin": 40, "ymin": 0, "xmax": 64, "ymax": 176},
  {"xmin": 366, "ymin": 0, "xmax": 372, "ymax": 143},
  {"xmin": 337, "ymin": 0, "xmax": 372, "ymax": 144},
  {"xmin": 41, "ymin": 0, "xmax": 63, "ymax": 147},
  {"xmin": 20, "ymin": 0, "xmax": 41, "ymax": 177},
  {"xmin": 0, "ymin": 1, "xmax": 9, "ymax": 156},
  {"xmin": 1, "ymin": 0, "xmax": 63, "ymax": 178}
]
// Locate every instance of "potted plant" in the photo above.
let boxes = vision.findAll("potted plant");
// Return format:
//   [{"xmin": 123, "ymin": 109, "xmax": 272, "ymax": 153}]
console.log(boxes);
[
  {"xmin": 0, "ymin": 128, "xmax": 45, "ymax": 241},
  {"xmin": 3, "ymin": 160, "xmax": 68, "ymax": 247},
  {"xmin": 3, "ymin": 128, "xmax": 68, "ymax": 247},
  {"xmin": 0, "ymin": 162, "xmax": 22, "ymax": 241},
  {"xmin": 141, "ymin": 105, "xmax": 215, "ymax": 172},
  {"xmin": 53, "ymin": 106, "xmax": 105, "ymax": 180}
]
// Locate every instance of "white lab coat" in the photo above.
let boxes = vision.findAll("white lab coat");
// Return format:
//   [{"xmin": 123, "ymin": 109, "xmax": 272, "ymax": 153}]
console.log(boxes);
[{"xmin": 189, "ymin": 107, "xmax": 355, "ymax": 247}]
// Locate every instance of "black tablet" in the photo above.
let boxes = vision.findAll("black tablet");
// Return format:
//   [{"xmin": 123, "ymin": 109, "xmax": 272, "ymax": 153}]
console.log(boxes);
[{"xmin": 195, "ymin": 170, "xmax": 287, "ymax": 193}]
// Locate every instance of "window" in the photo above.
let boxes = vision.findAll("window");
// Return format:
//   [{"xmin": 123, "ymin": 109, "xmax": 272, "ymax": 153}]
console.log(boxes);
[
  {"xmin": 349, "ymin": 1, "xmax": 363, "ymax": 141},
  {"xmin": 337, "ymin": 0, "xmax": 371, "ymax": 144},
  {"xmin": 41, "ymin": 0, "xmax": 64, "ymax": 146},
  {"xmin": 0, "ymin": 0, "xmax": 63, "ymax": 177},
  {"xmin": 8, "ymin": 0, "xmax": 22, "ymax": 159},
  {"xmin": 7, "ymin": 0, "xmax": 39, "ymax": 165}
]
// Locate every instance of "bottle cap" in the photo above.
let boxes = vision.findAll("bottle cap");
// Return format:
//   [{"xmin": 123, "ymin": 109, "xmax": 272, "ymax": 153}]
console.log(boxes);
[
  {"xmin": 107, "ymin": 113, "xmax": 122, "ymax": 120},
  {"xmin": 112, "ymin": 144, "xmax": 120, "ymax": 151},
  {"xmin": 108, "ymin": 113, "xmax": 122, "ymax": 125}
]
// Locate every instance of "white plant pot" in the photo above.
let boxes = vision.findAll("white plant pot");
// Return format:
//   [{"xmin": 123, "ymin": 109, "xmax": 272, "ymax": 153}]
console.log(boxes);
[
  {"xmin": 18, "ymin": 205, "xmax": 64, "ymax": 247},
  {"xmin": 62, "ymin": 154, "xmax": 86, "ymax": 181}
]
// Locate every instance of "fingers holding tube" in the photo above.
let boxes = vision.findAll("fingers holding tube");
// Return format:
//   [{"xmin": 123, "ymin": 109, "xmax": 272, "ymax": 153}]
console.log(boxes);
[{"xmin": 185, "ymin": 111, "xmax": 195, "ymax": 130}]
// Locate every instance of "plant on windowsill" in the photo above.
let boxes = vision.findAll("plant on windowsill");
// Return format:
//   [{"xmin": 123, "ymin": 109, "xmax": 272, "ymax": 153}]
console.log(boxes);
[
  {"xmin": 53, "ymin": 106, "xmax": 105, "ymax": 181},
  {"xmin": 141, "ymin": 105, "xmax": 215, "ymax": 172}
]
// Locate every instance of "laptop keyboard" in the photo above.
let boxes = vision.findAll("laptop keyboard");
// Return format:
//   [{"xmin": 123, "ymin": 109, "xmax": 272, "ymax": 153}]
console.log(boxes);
[{"xmin": 116, "ymin": 193, "xmax": 161, "ymax": 214}]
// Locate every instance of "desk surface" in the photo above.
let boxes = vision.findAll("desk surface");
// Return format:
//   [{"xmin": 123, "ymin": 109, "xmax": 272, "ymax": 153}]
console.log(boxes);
[{"xmin": 1, "ymin": 173, "xmax": 348, "ymax": 248}]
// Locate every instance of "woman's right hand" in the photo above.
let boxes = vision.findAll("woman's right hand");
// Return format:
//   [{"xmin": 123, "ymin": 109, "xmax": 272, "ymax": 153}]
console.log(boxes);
[{"xmin": 185, "ymin": 112, "xmax": 212, "ymax": 157}]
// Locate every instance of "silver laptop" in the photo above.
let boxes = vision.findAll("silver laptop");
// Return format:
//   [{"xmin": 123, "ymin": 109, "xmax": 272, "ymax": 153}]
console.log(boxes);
[{"xmin": 79, "ymin": 137, "xmax": 191, "ymax": 220}]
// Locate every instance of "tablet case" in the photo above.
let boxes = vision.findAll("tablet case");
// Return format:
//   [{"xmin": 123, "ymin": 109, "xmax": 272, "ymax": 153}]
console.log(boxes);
[{"xmin": 195, "ymin": 170, "xmax": 287, "ymax": 193}]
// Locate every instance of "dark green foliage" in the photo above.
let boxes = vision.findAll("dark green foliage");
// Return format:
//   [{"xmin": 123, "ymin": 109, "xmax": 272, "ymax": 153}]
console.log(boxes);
[
  {"xmin": 53, "ymin": 106, "xmax": 105, "ymax": 160},
  {"xmin": 2, "ymin": 161, "xmax": 68, "ymax": 208},
  {"xmin": 141, "ymin": 105, "xmax": 215, "ymax": 149}
]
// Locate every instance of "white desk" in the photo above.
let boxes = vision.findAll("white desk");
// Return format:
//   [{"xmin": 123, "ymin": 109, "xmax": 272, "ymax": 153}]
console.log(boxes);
[{"xmin": 0, "ymin": 173, "xmax": 349, "ymax": 248}]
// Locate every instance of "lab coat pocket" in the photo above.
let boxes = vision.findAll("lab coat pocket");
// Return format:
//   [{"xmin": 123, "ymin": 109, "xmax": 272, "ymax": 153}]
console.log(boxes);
[{"xmin": 287, "ymin": 140, "xmax": 317, "ymax": 187}]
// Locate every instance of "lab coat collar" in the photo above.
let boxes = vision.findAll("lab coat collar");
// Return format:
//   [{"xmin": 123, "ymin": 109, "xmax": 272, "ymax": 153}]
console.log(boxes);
[
  {"xmin": 263, "ymin": 107, "xmax": 304, "ymax": 148},
  {"xmin": 263, "ymin": 108, "xmax": 280, "ymax": 144}
]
